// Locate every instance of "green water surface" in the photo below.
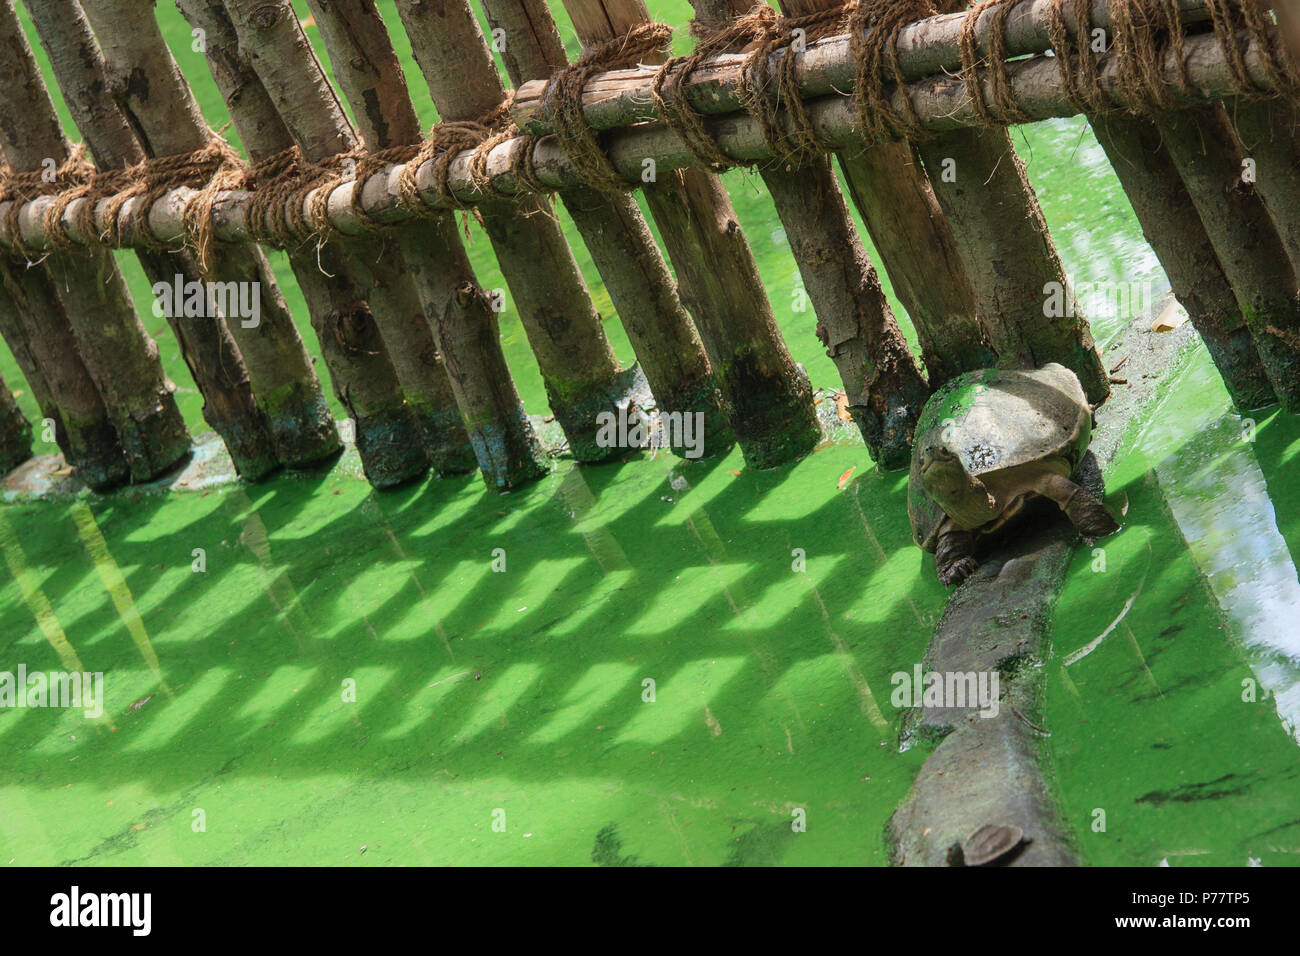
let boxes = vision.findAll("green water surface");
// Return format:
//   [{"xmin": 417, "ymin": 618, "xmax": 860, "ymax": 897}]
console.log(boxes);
[{"xmin": 0, "ymin": 1, "xmax": 1297, "ymax": 866}]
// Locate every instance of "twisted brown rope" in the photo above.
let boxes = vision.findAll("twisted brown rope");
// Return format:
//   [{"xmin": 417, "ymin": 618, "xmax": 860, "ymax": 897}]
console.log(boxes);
[
  {"xmin": 1045, "ymin": 0, "xmax": 1109, "ymax": 113},
  {"xmin": 959, "ymin": 0, "xmax": 1034, "ymax": 124},
  {"xmin": 737, "ymin": 5, "xmax": 849, "ymax": 169},
  {"xmin": 545, "ymin": 22, "xmax": 673, "ymax": 192},
  {"xmin": 0, "ymin": 145, "xmax": 95, "ymax": 259},
  {"xmin": 849, "ymin": 0, "xmax": 941, "ymax": 142}
]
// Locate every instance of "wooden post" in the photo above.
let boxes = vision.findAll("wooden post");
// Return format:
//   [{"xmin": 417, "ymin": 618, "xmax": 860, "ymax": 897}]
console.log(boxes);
[
  {"xmin": 1230, "ymin": 97, "xmax": 1300, "ymax": 278},
  {"xmin": 1091, "ymin": 114, "xmax": 1277, "ymax": 411},
  {"xmin": 540, "ymin": 0, "xmax": 822, "ymax": 468},
  {"xmin": 691, "ymin": 0, "xmax": 929, "ymax": 469},
  {"xmin": 0, "ymin": 368, "xmax": 31, "ymax": 475},
  {"xmin": 441, "ymin": 282, "xmax": 550, "ymax": 489},
  {"xmin": 183, "ymin": 0, "xmax": 467, "ymax": 478},
  {"xmin": 177, "ymin": 0, "xmax": 429, "ymax": 488},
  {"xmin": 780, "ymin": 0, "xmax": 991, "ymax": 388},
  {"xmin": 476, "ymin": 0, "xmax": 732, "ymax": 454},
  {"xmin": 1154, "ymin": 103, "xmax": 1300, "ymax": 411},
  {"xmin": 215, "ymin": 0, "xmax": 478, "ymax": 477},
  {"xmin": 0, "ymin": 259, "xmax": 130, "ymax": 489},
  {"xmin": 30, "ymin": 0, "xmax": 339, "ymax": 471},
  {"xmin": 16, "ymin": 0, "xmax": 277, "ymax": 481},
  {"xmin": 291, "ymin": 0, "xmax": 542, "ymax": 480},
  {"xmin": 913, "ymin": 124, "xmax": 1109, "ymax": 402},
  {"xmin": 391, "ymin": 0, "xmax": 697, "ymax": 464},
  {"xmin": 0, "ymin": 3, "xmax": 190, "ymax": 482}
]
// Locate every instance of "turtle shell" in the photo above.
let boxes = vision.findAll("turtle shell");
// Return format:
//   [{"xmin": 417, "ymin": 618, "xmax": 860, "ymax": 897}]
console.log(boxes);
[{"xmin": 908, "ymin": 363, "xmax": 1093, "ymax": 551}]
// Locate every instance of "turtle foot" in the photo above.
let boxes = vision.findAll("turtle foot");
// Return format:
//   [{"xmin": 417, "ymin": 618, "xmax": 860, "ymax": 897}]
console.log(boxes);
[
  {"xmin": 938, "ymin": 556, "xmax": 978, "ymax": 586},
  {"xmin": 1066, "ymin": 496, "xmax": 1120, "ymax": 539}
]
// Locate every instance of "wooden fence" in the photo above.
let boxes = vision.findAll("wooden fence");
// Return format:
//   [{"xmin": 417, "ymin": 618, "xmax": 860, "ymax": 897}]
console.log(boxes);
[{"xmin": 0, "ymin": 0, "xmax": 1294, "ymax": 492}]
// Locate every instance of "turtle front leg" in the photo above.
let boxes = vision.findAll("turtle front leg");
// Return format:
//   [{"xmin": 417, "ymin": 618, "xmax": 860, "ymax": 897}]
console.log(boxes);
[
  {"xmin": 934, "ymin": 518, "xmax": 978, "ymax": 586},
  {"xmin": 1034, "ymin": 471, "xmax": 1120, "ymax": 539}
]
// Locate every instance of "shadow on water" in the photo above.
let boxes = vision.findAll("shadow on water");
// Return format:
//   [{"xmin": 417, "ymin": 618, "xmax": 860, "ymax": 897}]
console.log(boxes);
[{"xmin": 0, "ymin": 438, "xmax": 948, "ymax": 866}]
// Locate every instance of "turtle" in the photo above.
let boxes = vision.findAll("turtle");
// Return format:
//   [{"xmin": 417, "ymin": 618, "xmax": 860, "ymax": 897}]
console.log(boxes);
[{"xmin": 908, "ymin": 362, "xmax": 1119, "ymax": 586}]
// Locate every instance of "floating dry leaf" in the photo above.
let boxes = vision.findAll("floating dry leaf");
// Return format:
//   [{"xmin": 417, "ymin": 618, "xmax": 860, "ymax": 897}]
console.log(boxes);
[
  {"xmin": 834, "ymin": 391, "xmax": 852, "ymax": 421},
  {"xmin": 1152, "ymin": 299, "xmax": 1189, "ymax": 333}
]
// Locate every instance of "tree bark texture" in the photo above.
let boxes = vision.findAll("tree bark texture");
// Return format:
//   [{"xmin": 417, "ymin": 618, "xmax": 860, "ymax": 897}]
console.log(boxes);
[{"xmin": 0, "ymin": 0, "xmax": 190, "ymax": 481}]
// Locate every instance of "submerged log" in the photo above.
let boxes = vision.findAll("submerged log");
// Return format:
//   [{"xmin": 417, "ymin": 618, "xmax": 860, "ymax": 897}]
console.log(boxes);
[
  {"xmin": 178, "ymin": 0, "xmax": 427, "ymax": 489},
  {"xmin": 392, "ymin": 0, "xmax": 641, "ymax": 464},
  {"xmin": 0, "ymin": 259, "xmax": 130, "ymax": 489},
  {"xmin": 301, "ymin": 0, "xmax": 536, "ymax": 481},
  {"xmin": 693, "ymin": 0, "xmax": 929, "ymax": 469},
  {"xmin": 0, "ymin": 0, "xmax": 190, "ymax": 482},
  {"xmin": 0, "ymin": 369, "xmax": 31, "ymax": 474},
  {"xmin": 1155, "ymin": 103, "xmax": 1300, "ymax": 411},
  {"xmin": 560, "ymin": 0, "xmax": 821, "ymax": 469},
  {"xmin": 30, "ymin": 0, "xmax": 337, "ymax": 471},
  {"xmin": 1091, "ymin": 113, "xmax": 1277, "ymax": 410},
  {"xmin": 479, "ymin": 0, "xmax": 731, "ymax": 456}
]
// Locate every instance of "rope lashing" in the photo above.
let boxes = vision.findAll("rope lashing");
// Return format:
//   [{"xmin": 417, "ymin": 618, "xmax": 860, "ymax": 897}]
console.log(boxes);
[
  {"xmin": 2, "ymin": 0, "xmax": 1297, "ymax": 257},
  {"xmin": 544, "ymin": 22, "xmax": 674, "ymax": 192},
  {"xmin": 659, "ymin": 3, "xmax": 849, "ymax": 172},
  {"xmin": 0, "ymin": 145, "xmax": 95, "ymax": 259}
]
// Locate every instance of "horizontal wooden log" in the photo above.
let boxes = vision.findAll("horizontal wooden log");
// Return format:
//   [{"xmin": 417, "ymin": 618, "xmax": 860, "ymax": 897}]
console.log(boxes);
[
  {"xmin": 510, "ymin": 0, "xmax": 1218, "ymax": 135},
  {"xmin": 0, "ymin": 26, "xmax": 1280, "ymax": 254}
]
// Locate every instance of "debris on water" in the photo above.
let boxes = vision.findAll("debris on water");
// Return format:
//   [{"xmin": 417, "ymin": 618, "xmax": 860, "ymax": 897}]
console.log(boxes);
[
  {"xmin": 834, "ymin": 391, "xmax": 851, "ymax": 421},
  {"xmin": 1151, "ymin": 299, "xmax": 1189, "ymax": 333}
]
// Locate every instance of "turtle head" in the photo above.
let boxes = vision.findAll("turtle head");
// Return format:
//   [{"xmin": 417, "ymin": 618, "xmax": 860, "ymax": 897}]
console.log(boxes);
[{"xmin": 920, "ymin": 445, "xmax": 997, "ymax": 527}]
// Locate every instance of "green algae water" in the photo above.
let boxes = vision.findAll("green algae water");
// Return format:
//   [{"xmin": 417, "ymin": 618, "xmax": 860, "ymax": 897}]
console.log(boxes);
[{"xmin": 2, "ymin": 2, "xmax": 1299, "ymax": 867}]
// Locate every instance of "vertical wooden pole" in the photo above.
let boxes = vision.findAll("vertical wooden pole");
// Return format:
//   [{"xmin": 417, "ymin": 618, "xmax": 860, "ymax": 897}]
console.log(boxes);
[
  {"xmin": 0, "ymin": 259, "xmax": 130, "ymax": 489},
  {"xmin": 215, "ymin": 1, "xmax": 480, "ymax": 477},
  {"xmin": 29, "ymin": 0, "xmax": 340, "ymax": 471},
  {"xmin": 1154, "ymin": 104, "xmax": 1300, "ymax": 411},
  {"xmin": 1230, "ymin": 97, "xmax": 1300, "ymax": 278},
  {"xmin": 782, "ymin": 0, "xmax": 991, "ymax": 387},
  {"xmin": 292, "ymin": 0, "xmax": 546, "ymax": 480},
  {"xmin": 13, "ymin": 0, "xmax": 278, "ymax": 480},
  {"xmin": 913, "ymin": 127, "xmax": 1108, "ymax": 401},
  {"xmin": 0, "ymin": 3, "xmax": 190, "ymax": 482},
  {"xmin": 393, "ymin": 0, "xmax": 732, "ymax": 463},
  {"xmin": 537, "ymin": 0, "xmax": 822, "ymax": 468},
  {"xmin": 476, "ymin": 0, "xmax": 732, "ymax": 454},
  {"xmin": 0, "ymin": 368, "xmax": 31, "ymax": 475},
  {"xmin": 1091, "ymin": 114, "xmax": 1277, "ymax": 411},
  {"xmin": 177, "ymin": 0, "xmax": 429, "ymax": 488},
  {"xmin": 691, "ymin": 0, "xmax": 928, "ymax": 469}
]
